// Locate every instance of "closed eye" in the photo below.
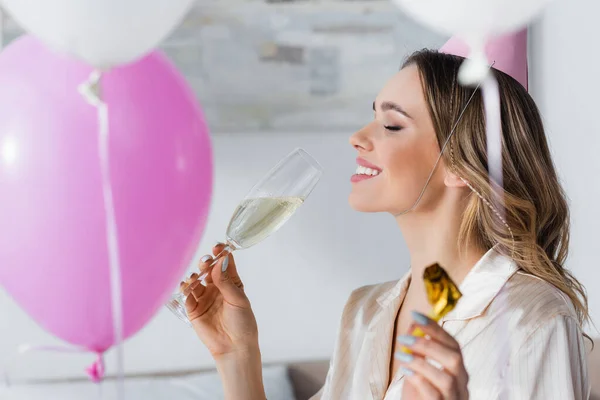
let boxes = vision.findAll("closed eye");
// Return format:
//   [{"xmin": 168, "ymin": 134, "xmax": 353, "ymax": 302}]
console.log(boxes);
[{"xmin": 384, "ymin": 125, "xmax": 403, "ymax": 132}]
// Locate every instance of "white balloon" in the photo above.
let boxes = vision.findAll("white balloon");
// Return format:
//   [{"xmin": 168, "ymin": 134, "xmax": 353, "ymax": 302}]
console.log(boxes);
[
  {"xmin": 392, "ymin": 0, "xmax": 551, "ymax": 86},
  {"xmin": 392, "ymin": 0, "xmax": 551, "ymax": 39},
  {"xmin": 0, "ymin": 0, "xmax": 195, "ymax": 68}
]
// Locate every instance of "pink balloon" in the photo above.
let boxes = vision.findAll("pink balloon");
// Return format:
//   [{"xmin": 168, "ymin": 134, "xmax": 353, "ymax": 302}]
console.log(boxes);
[{"xmin": 0, "ymin": 36, "xmax": 213, "ymax": 352}]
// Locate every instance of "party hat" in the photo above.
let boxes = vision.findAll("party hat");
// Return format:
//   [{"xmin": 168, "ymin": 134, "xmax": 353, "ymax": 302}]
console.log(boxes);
[{"xmin": 440, "ymin": 29, "xmax": 528, "ymax": 91}]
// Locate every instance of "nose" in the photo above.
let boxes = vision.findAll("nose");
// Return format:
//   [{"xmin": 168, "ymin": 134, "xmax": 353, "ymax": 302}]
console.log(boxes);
[{"xmin": 349, "ymin": 121, "xmax": 375, "ymax": 153}]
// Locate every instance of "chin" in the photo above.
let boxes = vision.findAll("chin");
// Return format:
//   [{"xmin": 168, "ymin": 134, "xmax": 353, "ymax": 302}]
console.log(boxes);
[{"xmin": 348, "ymin": 193, "xmax": 384, "ymax": 213}]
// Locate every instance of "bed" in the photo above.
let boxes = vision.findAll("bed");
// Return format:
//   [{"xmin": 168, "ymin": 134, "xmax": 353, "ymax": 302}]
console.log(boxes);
[
  {"xmin": 2, "ymin": 346, "xmax": 598, "ymax": 400},
  {"xmin": 0, "ymin": 360, "xmax": 329, "ymax": 400}
]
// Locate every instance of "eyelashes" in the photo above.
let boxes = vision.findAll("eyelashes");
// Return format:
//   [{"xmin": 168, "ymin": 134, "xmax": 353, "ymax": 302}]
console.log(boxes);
[{"xmin": 384, "ymin": 125, "xmax": 403, "ymax": 132}]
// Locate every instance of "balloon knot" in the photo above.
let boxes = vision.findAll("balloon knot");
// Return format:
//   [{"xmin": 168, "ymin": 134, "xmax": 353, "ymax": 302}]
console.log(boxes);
[
  {"xmin": 85, "ymin": 353, "xmax": 105, "ymax": 383},
  {"xmin": 458, "ymin": 52, "xmax": 491, "ymax": 87},
  {"xmin": 78, "ymin": 70, "xmax": 104, "ymax": 107}
]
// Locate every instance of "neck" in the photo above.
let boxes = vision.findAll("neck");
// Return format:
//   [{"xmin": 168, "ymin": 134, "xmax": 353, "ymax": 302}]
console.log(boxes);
[{"xmin": 396, "ymin": 195, "xmax": 486, "ymax": 307}]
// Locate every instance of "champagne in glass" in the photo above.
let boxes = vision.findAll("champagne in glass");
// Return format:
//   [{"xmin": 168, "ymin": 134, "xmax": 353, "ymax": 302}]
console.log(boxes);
[
  {"xmin": 226, "ymin": 196, "xmax": 305, "ymax": 249},
  {"xmin": 166, "ymin": 148, "xmax": 323, "ymax": 325}
]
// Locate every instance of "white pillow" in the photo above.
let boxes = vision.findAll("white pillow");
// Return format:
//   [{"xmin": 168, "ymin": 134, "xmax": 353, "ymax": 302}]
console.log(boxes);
[{"xmin": 0, "ymin": 365, "xmax": 296, "ymax": 400}]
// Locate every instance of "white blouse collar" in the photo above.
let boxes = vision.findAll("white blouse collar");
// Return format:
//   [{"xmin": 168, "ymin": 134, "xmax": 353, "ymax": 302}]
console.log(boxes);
[{"xmin": 374, "ymin": 247, "xmax": 518, "ymax": 322}]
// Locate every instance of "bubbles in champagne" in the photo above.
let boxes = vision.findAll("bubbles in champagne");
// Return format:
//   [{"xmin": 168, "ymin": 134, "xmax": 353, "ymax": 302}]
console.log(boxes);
[{"xmin": 226, "ymin": 196, "xmax": 304, "ymax": 249}]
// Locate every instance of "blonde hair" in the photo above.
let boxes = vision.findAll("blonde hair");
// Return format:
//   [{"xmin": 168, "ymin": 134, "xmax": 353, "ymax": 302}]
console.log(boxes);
[{"xmin": 403, "ymin": 50, "xmax": 590, "ymax": 327}]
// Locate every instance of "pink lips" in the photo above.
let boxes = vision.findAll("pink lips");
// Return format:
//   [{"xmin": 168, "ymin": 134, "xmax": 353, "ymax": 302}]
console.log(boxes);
[
  {"xmin": 351, "ymin": 174, "xmax": 374, "ymax": 183},
  {"xmin": 356, "ymin": 157, "xmax": 382, "ymax": 171},
  {"xmin": 351, "ymin": 157, "xmax": 382, "ymax": 183}
]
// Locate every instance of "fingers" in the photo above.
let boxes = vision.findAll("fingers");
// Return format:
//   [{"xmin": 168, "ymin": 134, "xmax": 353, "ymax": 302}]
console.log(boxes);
[
  {"xmin": 180, "ymin": 278, "xmax": 199, "ymax": 314},
  {"xmin": 183, "ymin": 276, "xmax": 201, "ymax": 297},
  {"xmin": 399, "ymin": 334, "xmax": 465, "ymax": 378},
  {"xmin": 404, "ymin": 312, "xmax": 465, "ymax": 381},
  {"xmin": 410, "ymin": 312, "xmax": 460, "ymax": 350},
  {"xmin": 185, "ymin": 289, "xmax": 199, "ymax": 311},
  {"xmin": 212, "ymin": 242, "xmax": 228, "ymax": 257},
  {"xmin": 191, "ymin": 279, "xmax": 207, "ymax": 299},
  {"xmin": 210, "ymin": 254, "xmax": 250, "ymax": 308},
  {"xmin": 179, "ymin": 273, "xmax": 199, "ymax": 296},
  {"xmin": 395, "ymin": 352, "xmax": 458, "ymax": 399},
  {"xmin": 403, "ymin": 371, "xmax": 444, "ymax": 400},
  {"xmin": 199, "ymin": 254, "xmax": 214, "ymax": 284},
  {"xmin": 184, "ymin": 277, "xmax": 207, "ymax": 300},
  {"xmin": 185, "ymin": 245, "xmax": 247, "ymax": 309},
  {"xmin": 210, "ymin": 243, "xmax": 243, "ymax": 290},
  {"xmin": 180, "ymin": 271, "xmax": 207, "ymax": 305},
  {"xmin": 212, "ymin": 243, "xmax": 238, "ymax": 272},
  {"xmin": 394, "ymin": 311, "xmax": 469, "ymax": 399}
]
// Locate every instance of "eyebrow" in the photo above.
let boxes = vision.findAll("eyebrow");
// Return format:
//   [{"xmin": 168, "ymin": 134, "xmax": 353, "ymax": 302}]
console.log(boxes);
[{"xmin": 372, "ymin": 101, "xmax": 413, "ymax": 119}]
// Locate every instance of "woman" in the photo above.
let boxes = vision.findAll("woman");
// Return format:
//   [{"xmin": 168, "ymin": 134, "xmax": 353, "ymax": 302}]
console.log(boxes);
[{"xmin": 180, "ymin": 43, "xmax": 591, "ymax": 399}]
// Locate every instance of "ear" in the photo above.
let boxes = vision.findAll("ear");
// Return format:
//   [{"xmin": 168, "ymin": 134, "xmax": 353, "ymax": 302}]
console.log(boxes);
[{"xmin": 444, "ymin": 169, "xmax": 468, "ymax": 188}]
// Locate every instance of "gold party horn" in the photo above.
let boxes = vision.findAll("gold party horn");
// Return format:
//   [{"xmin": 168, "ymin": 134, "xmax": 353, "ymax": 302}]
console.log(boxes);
[{"xmin": 401, "ymin": 263, "xmax": 462, "ymax": 354}]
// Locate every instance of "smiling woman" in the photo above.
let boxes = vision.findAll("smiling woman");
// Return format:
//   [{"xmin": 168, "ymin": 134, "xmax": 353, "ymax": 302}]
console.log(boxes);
[
  {"xmin": 181, "ymin": 32, "xmax": 591, "ymax": 400},
  {"xmin": 349, "ymin": 67, "xmax": 442, "ymax": 217}
]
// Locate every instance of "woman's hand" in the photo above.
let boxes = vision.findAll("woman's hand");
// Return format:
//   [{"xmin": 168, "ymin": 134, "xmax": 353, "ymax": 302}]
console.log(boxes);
[
  {"xmin": 181, "ymin": 244, "xmax": 266, "ymax": 400},
  {"xmin": 180, "ymin": 243, "xmax": 259, "ymax": 359},
  {"xmin": 397, "ymin": 312, "xmax": 469, "ymax": 400}
]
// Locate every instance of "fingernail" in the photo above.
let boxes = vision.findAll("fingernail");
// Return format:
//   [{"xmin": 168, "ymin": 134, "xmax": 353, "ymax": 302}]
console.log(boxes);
[
  {"xmin": 201, "ymin": 255, "xmax": 211, "ymax": 263},
  {"xmin": 222, "ymin": 255, "xmax": 229, "ymax": 272},
  {"xmin": 397, "ymin": 335, "xmax": 417, "ymax": 346},
  {"xmin": 400, "ymin": 367, "xmax": 414, "ymax": 376},
  {"xmin": 395, "ymin": 352, "xmax": 414, "ymax": 363},
  {"xmin": 411, "ymin": 311, "xmax": 430, "ymax": 325}
]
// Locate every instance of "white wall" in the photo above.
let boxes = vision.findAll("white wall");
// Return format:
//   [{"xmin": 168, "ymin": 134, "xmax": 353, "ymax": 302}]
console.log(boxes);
[
  {"xmin": 0, "ymin": 132, "xmax": 408, "ymax": 381},
  {"xmin": 529, "ymin": 0, "xmax": 600, "ymax": 332}
]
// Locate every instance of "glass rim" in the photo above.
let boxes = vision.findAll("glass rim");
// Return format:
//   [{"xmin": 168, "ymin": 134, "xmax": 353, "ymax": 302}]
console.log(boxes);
[{"xmin": 291, "ymin": 147, "xmax": 324, "ymax": 174}]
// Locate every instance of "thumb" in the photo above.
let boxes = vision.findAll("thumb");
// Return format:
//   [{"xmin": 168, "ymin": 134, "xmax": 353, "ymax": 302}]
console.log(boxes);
[{"xmin": 211, "ymin": 255, "xmax": 249, "ymax": 308}]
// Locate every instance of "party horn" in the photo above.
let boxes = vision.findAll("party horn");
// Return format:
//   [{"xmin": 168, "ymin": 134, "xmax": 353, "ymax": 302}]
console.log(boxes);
[{"xmin": 401, "ymin": 263, "xmax": 462, "ymax": 354}]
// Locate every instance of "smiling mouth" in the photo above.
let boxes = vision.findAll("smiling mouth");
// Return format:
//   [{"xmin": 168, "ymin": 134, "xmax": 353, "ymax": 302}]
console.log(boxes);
[{"xmin": 351, "ymin": 165, "xmax": 381, "ymax": 183}]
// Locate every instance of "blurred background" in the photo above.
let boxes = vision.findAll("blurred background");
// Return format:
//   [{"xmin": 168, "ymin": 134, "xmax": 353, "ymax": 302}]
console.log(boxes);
[{"xmin": 0, "ymin": 0, "xmax": 598, "ymax": 396}]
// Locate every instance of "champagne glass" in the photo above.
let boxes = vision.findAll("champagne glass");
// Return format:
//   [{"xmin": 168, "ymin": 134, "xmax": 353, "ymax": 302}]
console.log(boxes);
[{"xmin": 166, "ymin": 148, "xmax": 323, "ymax": 325}]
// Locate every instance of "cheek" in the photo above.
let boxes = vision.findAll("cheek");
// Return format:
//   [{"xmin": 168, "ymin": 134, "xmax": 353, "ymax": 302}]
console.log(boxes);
[
  {"xmin": 381, "ymin": 138, "xmax": 441, "ymax": 203},
  {"xmin": 382, "ymin": 143, "xmax": 431, "ymax": 189}
]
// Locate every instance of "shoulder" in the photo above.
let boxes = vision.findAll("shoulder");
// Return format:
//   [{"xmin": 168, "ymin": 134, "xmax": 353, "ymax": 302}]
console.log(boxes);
[
  {"xmin": 507, "ymin": 270, "xmax": 577, "ymax": 320},
  {"xmin": 339, "ymin": 279, "xmax": 399, "ymax": 326},
  {"xmin": 502, "ymin": 275, "xmax": 589, "ymax": 391},
  {"xmin": 495, "ymin": 270, "xmax": 580, "ymax": 338},
  {"xmin": 498, "ymin": 278, "xmax": 590, "ymax": 399},
  {"xmin": 347, "ymin": 279, "xmax": 399, "ymax": 304}
]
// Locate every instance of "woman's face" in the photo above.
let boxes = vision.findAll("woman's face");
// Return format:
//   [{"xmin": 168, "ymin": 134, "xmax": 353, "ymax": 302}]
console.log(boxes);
[{"xmin": 348, "ymin": 64, "xmax": 446, "ymax": 215}]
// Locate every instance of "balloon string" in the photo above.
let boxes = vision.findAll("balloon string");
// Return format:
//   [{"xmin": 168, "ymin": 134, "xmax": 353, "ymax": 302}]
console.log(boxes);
[
  {"xmin": 78, "ymin": 70, "xmax": 125, "ymax": 400},
  {"xmin": 481, "ymin": 74, "xmax": 512, "ymax": 393},
  {"xmin": 482, "ymin": 76, "xmax": 503, "ymax": 200},
  {"xmin": 1, "ymin": 344, "xmax": 105, "ymax": 386}
]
